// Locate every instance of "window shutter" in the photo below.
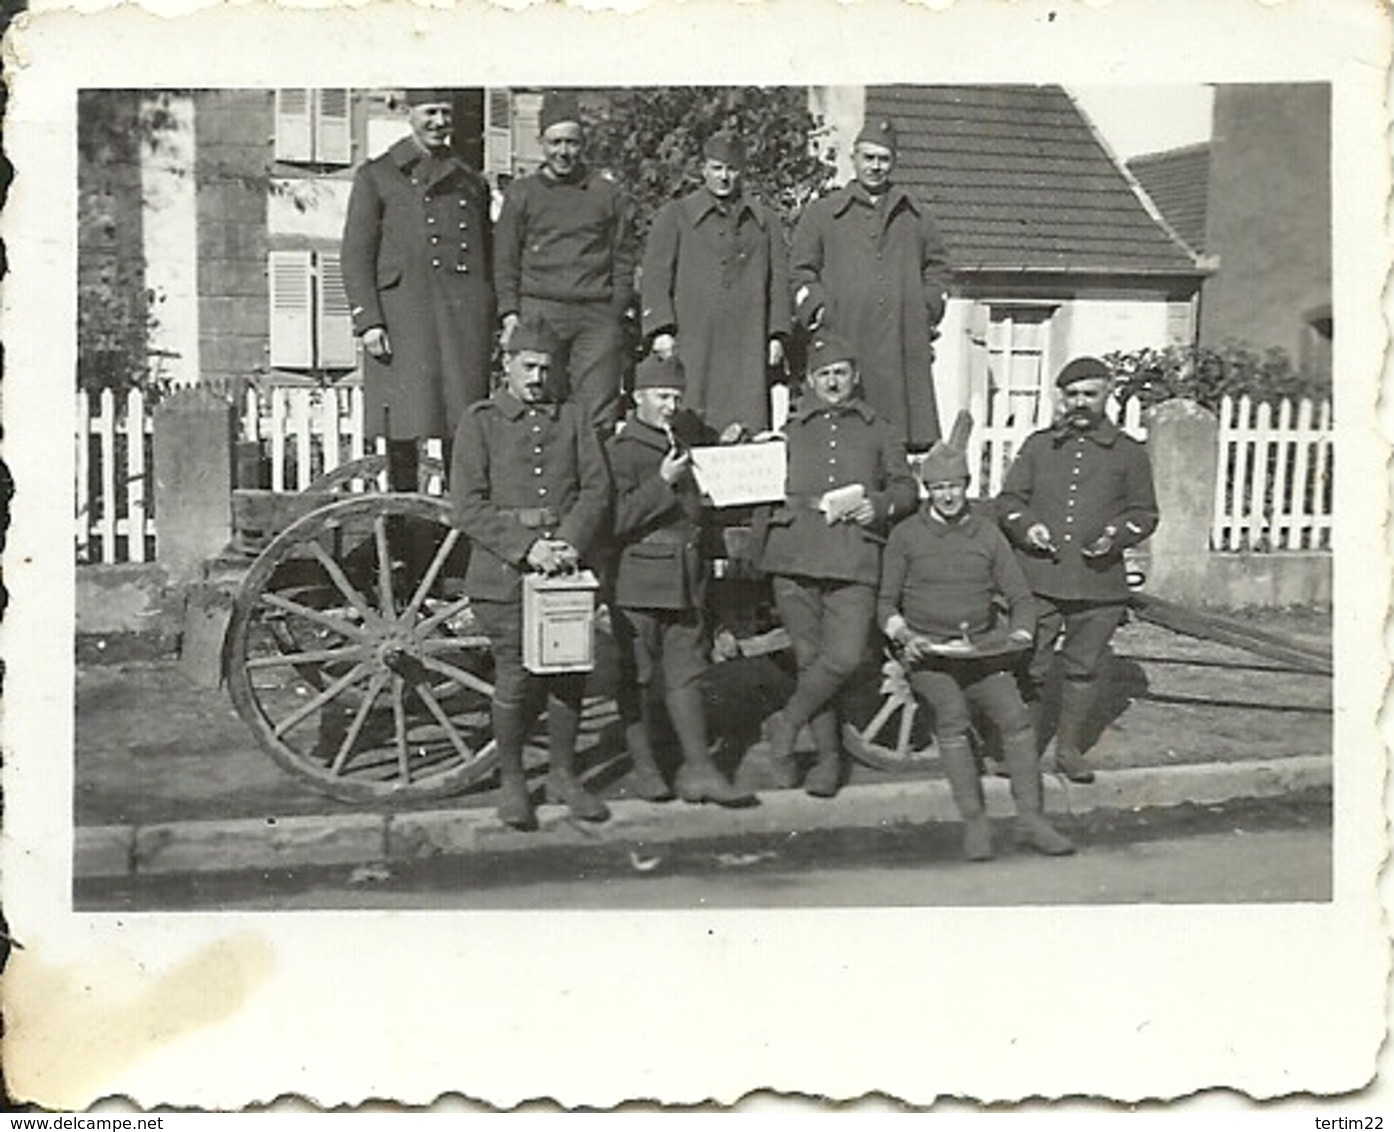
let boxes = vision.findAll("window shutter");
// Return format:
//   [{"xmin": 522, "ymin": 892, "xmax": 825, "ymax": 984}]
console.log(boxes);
[
  {"xmin": 315, "ymin": 252, "xmax": 358, "ymax": 370},
  {"xmin": 268, "ymin": 250, "xmax": 315, "ymax": 369},
  {"xmin": 484, "ymin": 87, "xmax": 512, "ymax": 178},
  {"xmin": 315, "ymin": 88, "xmax": 352, "ymax": 165},
  {"xmin": 274, "ymin": 89, "xmax": 313, "ymax": 163}
]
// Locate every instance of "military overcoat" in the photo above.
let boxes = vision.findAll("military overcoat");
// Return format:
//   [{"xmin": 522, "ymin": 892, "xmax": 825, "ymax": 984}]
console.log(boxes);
[
  {"xmin": 450, "ymin": 388, "xmax": 610, "ymax": 603},
  {"xmin": 641, "ymin": 188, "xmax": 792, "ymax": 434},
  {"xmin": 790, "ymin": 183, "xmax": 950, "ymax": 448},
  {"xmin": 758, "ymin": 394, "xmax": 918, "ymax": 586},
  {"xmin": 341, "ymin": 137, "xmax": 495, "ymax": 441}
]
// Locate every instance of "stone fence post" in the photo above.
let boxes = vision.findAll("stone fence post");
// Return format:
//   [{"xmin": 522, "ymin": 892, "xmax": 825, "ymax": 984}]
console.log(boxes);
[
  {"xmin": 1144, "ymin": 398, "xmax": 1218, "ymax": 605},
  {"xmin": 153, "ymin": 386, "xmax": 234, "ymax": 584}
]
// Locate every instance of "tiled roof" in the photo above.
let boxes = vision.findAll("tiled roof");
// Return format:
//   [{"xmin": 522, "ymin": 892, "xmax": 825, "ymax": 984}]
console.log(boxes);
[
  {"xmin": 863, "ymin": 85, "xmax": 1201, "ymax": 276},
  {"xmin": 1128, "ymin": 143, "xmax": 1211, "ymax": 253}
]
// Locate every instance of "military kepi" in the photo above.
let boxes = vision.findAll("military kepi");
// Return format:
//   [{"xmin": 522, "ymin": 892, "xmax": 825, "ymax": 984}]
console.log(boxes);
[
  {"xmin": 807, "ymin": 333, "xmax": 857, "ymax": 372},
  {"xmin": 540, "ymin": 90, "xmax": 583, "ymax": 133},
  {"xmin": 403, "ymin": 88, "xmax": 455, "ymax": 107},
  {"xmin": 634, "ymin": 353, "xmax": 686, "ymax": 393},
  {"xmin": 508, "ymin": 313, "xmax": 560, "ymax": 356},
  {"xmin": 854, "ymin": 116, "xmax": 898, "ymax": 152},
  {"xmin": 1055, "ymin": 356, "xmax": 1112, "ymax": 389},
  {"xmin": 703, "ymin": 129, "xmax": 745, "ymax": 168}
]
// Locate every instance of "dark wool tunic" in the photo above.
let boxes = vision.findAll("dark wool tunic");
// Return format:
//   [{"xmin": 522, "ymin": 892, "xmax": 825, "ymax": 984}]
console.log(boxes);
[
  {"xmin": 606, "ymin": 416, "xmax": 709, "ymax": 612},
  {"xmin": 759, "ymin": 394, "xmax": 917, "ymax": 586},
  {"xmin": 998, "ymin": 419, "xmax": 1159, "ymax": 603},
  {"xmin": 494, "ymin": 165, "xmax": 637, "ymax": 315},
  {"xmin": 878, "ymin": 504, "xmax": 1034, "ymax": 641},
  {"xmin": 341, "ymin": 138, "xmax": 496, "ymax": 440},
  {"xmin": 790, "ymin": 182, "xmax": 950, "ymax": 448},
  {"xmin": 641, "ymin": 188, "xmax": 792, "ymax": 434},
  {"xmin": 450, "ymin": 388, "xmax": 610, "ymax": 603}
]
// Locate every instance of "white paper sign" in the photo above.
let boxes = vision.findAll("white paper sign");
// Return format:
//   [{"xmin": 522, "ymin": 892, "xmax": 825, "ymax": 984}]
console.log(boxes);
[{"xmin": 689, "ymin": 440, "xmax": 788, "ymax": 507}]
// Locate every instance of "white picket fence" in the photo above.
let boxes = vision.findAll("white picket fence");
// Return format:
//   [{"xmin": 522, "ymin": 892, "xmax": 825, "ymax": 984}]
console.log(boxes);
[{"xmin": 75, "ymin": 384, "xmax": 1334, "ymax": 564}]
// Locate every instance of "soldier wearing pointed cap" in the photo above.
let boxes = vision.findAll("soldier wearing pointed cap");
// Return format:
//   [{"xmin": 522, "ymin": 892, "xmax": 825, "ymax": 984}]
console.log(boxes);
[
  {"xmin": 998, "ymin": 356, "xmax": 1160, "ymax": 784},
  {"xmin": 640, "ymin": 129, "xmax": 792, "ymax": 437},
  {"xmin": 341, "ymin": 88, "xmax": 495, "ymax": 483},
  {"xmin": 494, "ymin": 90, "xmax": 638, "ymax": 434},
  {"xmin": 450, "ymin": 313, "xmax": 612, "ymax": 832},
  {"xmin": 790, "ymin": 115, "xmax": 951, "ymax": 451},
  {"xmin": 878, "ymin": 416, "xmax": 1074, "ymax": 861},
  {"xmin": 759, "ymin": 334, "xmax": 918, "ymax": 798},
  {"xmin": 605, "ymin": 353, "xmax": 756, "ymax": 808}
]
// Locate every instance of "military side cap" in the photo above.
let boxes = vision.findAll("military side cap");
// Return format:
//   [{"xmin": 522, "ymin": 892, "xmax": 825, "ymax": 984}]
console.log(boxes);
[
  {"xmin": 539, "ymin": 90, "xmax": 583, "ymax": 133},
  {"xmin": 703, "ymin": 129, "xmax": 746, "ymax": 168},
  {"xmin": 508, "ymin": 313, "xmax": 560, "ymax": 356},
  {"xmin": 403, "ymin": 88, "xmax": 455, "ymax": 108},
  {"xmin": 634, "ymin": 353, "xmax": 686, "ymax": 393},
  {"xmin": 807, "ymin": 333, "xmax": 857, "ymax": 371},
  {"xmin": 1055, "ymin": 356, "xmax": 1112, "ymax": 389},
  {"xmin": 854, "ymin": 116, "xmax": 898, "ymax": 152}
]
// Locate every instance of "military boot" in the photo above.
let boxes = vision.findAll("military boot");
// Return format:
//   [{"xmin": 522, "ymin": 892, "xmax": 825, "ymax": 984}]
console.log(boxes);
[
  {"xmin": 1052, "ymin": 679, "xmax": 1098, "ymax": 784},
  {"xmin": 670, "ymin": 687, "xmax": 756, "ymax": 807},
  {"xmin": 622, "ymin": 690, "xmax": 674, "ymax": 802},
  {"xmin": 763, "ymin": 710, "xmax": 801, "ymax": 790},
  {"xmin": 544, "ymin": 688, "xmax": 611, "ymax": 822},
  {"xmin": 939, "ymin": 736, "xmax": 993, "ymax": 861},
  {"xmin": 803, "ymin": 711, "xmax": 843, "ymax": 798},
  {"xmin": 1002, "ymin": 724, "xmax": 1075, "ymax": 856},
  {"xmin": 492, "ymin": 703, "xmax": 536, "ymax": 832}
]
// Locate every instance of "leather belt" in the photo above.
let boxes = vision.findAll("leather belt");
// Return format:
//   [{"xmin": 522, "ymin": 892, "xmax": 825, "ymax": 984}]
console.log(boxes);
[{"xmin": 501, "ymin": 506, "xmax": 557, "ymax": 529}]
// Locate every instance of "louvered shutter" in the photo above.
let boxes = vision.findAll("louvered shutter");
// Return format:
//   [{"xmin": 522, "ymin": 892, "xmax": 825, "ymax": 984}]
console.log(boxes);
[
  {"xmin": 315, "ymin": 252, "xmax": 357, "ymax": 369},
  {"xmin": 315, "ymin": 88, "xmax": 352, "ymax": 165},
  {"xmin": 269, "ymin": 250, "xmax": 314, "ymax": 369},
  {"xmin": 484, "ymin": 88, "xmax": 512, "ymax": 178},
  {"xmin": 274, "ymin": 89, "xmax": 313, "ymax": 163}
]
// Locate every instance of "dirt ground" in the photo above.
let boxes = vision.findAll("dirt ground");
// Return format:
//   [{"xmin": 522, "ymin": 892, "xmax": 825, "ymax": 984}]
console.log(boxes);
[{"xmin": 73, "ymin": 606, "xmax": 1332, "ymax": 828}]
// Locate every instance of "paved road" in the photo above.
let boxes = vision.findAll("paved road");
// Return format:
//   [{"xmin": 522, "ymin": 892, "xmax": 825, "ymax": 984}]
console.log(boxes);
[{"xmin": 79, "ymin": 790, "xmax": 1330, "ymax": 911}]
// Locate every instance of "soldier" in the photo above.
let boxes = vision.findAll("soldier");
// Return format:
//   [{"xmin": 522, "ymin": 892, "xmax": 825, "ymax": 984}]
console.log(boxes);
[
  {"xmin": 641, "ymin": 129, "xmax": 792, "ymax": 437},
  {"xmin": 879, "ymin": 420, "xmax": 1074, "ymax": 861},
  {"xmin": 341, "ymin": 88, "xmax": 494, "ymax": 486},
  {"xmin": 760, "ymin": 334, "xmax": 919, "ymax": 797},
  {"xmin": 790, "ymin": 117, "xmax": 950, "ymax": 450},
  {"xmin": 451, "ymin": 314, "xmax": 611, "ymax": 831},
  {"xmin": 494, "ymin": 90, "xmax": 638, "ymax": 434},
  {"xmin": 607, "ymin": 354, "xmax": 756, "ymax": 807},
  {"xmin": 998, "ymin": 356, "xmax": 1160, "ymax": 783}
]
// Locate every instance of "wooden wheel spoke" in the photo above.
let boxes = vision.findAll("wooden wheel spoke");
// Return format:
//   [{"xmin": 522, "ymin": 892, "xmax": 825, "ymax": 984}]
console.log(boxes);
[
  {"xmin": 403, "ymin": 528, "xmax": 460, "ymax": 622},
  {"xmin": 391, "ymin": 675, "xmax": 411, "ymax": 784},
  {"xmin": 306, "ymin": 540, "xmax": 379, "ymax": 623},
  {"xmin": 261, "ymin": 591, "xmax": 370, "ymax": 642},
  {"xmin": 860, "ymin": 695, "xmax": 900, "ymax": 744},
  {"xmin": 246, "ymin": 644, "xmax": 365, "ymax": 670},
  {"xmin": 374, "ymin": 515, "xmax": 397, "ymax": 620},
  {"xmin": 421, "ymin": 634, "xmax": 491, "ymax": 653},
  {"xmin": 272, "ymin": 660, "xmax": 374, "ymax": 738},
  {"xmin": 895, "ymin": 698, "xmax": 916, "ymax": 757},
  {"xmin": 419, "ymin": 655, "xmax": 495, "ymax": 698},
  {"xmin": 416, "ymin": 595, "xmax": 472, "ymax": 637},
  {"xmin": 415, "ymin": 683, "xmax": 475, "ymax": 765},
  {"xmin": 331, "ymin": 670, "xmax": 388, "ymax": 776}
]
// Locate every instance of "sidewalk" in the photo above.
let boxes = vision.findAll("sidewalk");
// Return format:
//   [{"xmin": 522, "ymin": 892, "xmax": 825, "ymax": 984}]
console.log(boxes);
[{"xmin": 74, "ymin": 616, "xmax": 1333, "ymax": 879}]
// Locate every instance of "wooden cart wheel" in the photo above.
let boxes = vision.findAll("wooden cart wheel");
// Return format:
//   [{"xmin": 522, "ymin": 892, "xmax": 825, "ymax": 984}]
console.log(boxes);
[
  {"xmin": 840, "ymin": 650, "xmax": 940, "ymax": 772},
  {"xmin": 226, "ymin": 494, "xmax": 499, "ymax": 803},
  {"xmin": 306, "ymin": 454, "xmax": 446, "ymax": 495}
]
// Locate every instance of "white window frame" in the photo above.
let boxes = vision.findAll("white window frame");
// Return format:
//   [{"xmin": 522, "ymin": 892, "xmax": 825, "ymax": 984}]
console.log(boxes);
[
  {"xmin": 969, "ymin": 301, "xmax": 1059, "ymax": 429},
  {"xmin": 268, "ymin": 249, "xmax": 357, "ymax": 374},
  {"xmin": 274, "ymin": 88, "xmax": 353, "ymax": 166}
]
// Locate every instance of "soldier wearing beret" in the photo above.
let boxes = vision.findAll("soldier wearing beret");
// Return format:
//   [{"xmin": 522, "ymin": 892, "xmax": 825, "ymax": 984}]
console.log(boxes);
[
  {"xmin": 341, "ymin": 88, "xmax": 495, "ymax": 486},
  {"xmin": 878, "ymin": 417, "xmax": 1074, "ymax": 860},
  {"xmin": 451, "ymin": 314, "xmax": 612, "ymax": 831},
  {"xmin": 494, "ymin": 90, "xmax": 638, "ymax": 434},
  {"xmin": 998, "ymin": 357, "xmax": 1160, "ymax": 783},
  {"xmin": 641, "ymin": 129, "xmax": 792, "ymax": 437},
  {"xmin": 760, "ymin": 334, "xmax": 918, "ymax": 797},
  {"xmin": 790, "ymin": 116, "xmax": 951, "ymax": 451},
  {"xmin": 606, "ymin": 354, "xmax": 756, "ymax": 807}
]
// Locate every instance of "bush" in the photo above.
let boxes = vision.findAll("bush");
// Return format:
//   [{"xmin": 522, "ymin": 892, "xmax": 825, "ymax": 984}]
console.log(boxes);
[{"xmin": 1104, "ymin": 342, "xmax": 1328, "ymax": 412}]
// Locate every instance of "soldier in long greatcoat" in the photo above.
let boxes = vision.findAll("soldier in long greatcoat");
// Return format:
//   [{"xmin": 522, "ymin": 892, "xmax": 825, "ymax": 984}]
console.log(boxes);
[
  {"xmin": 341, "ymin": 89, "xmax": 495, "ymax": 475},
  {"xmin": 641, "ymin": 130, "xmax": 792, "ymax": 436},
  {"xmin": 790, "ymin": 117, "xmax": 950, "ymax": 450}
]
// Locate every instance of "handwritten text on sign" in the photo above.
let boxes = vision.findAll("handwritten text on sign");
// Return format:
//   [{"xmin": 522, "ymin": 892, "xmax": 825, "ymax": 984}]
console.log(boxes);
[{"xmin": 690, "ymin": 440, "xmax": 787, "ymax": 507}]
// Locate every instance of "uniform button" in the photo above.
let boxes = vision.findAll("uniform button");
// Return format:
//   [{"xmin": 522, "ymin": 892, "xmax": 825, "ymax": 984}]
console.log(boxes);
[
  {"xmin": 459, "ymin": 222, "xmax": 468, "ymax": 230},
  {"xmin": 534, "ymin": 467, "xmax": 543, "ymax": 475},
  {"xmin": 830, "ymin": 440, "xmax": 837, "ymax": 448},
  {"xmin": 456, "ymin": 264, "xmax": 467, "ymax": 273},
  {"xmin": 459, "ymin": 199, "xmax": 468, "ymax": 207},
  {"xmin": 460, "ymin": 242, "xmax": 468, "ymax": 252},
  {"xmin": 539, "ymin": 487, "xmax": 548, "ymax": 496},
  {"xmin": 431, "ymin": 235, "xmax": 440, "ymax": 244},
  {"xmin": 432, "ymin": 258, "xmax": 441, "ymax": 268},
  {"xmin": 427, "ymin": 216, "xmax": 436, "ymax": 225}
]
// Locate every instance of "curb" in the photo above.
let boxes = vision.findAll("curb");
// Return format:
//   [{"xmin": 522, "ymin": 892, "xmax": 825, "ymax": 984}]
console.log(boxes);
[{"xmin": 73, "ymin": 755, "xmax": 1333, "ymax": 880}]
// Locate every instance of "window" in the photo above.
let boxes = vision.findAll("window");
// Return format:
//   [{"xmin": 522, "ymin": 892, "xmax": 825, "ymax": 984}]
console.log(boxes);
[
  {"xmin": 1300, "ymin": 305, "xmax": 1332, "ymax": 384},
  {"xmin": 968, "ymin": 302, "xmax": 1057, "ymax": 427},
  {"xmin": 268, "ymin": 250, "xmax": 357, "ymax": 372},
  {"xmin": 274, "ymin": 89, "xmax": 352, "ymax": 166},
  {"xmin": 484, "ymin": 87, "xmax": 512, "ymax": 179}
]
